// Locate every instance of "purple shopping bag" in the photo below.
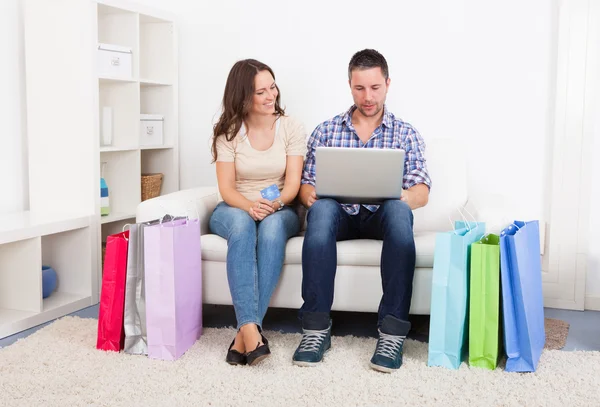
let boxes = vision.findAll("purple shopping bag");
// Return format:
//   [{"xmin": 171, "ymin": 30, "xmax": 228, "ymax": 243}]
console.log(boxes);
[{"xmin": 144, "ymin": 218, "xmax": 203, "ymax": 361}]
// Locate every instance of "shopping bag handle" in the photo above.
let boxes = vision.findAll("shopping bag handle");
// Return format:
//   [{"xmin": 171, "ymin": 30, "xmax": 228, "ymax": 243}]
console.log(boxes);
[
  {"xmin": 156, "ymin": 200, "xmax": 200, "ymax": 226},
  {"xmin": 459, "ymin": 206, "xmax": 477, "ymax": 225},
  {"xmin": 120, "ymin": 223, "xmax": 130, "ymax": 241},
  {"xmin": 449, "ymin": 206, "xmax": 474, "ymax": 233}
]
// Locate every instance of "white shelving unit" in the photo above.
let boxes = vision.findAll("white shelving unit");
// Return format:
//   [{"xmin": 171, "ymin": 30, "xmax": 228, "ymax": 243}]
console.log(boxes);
[
  {"xmin": 2, "ymin": 0, "xmax": 178, "ymax": 339},
  {"xmin": 97, "ymin": 0, "xmax": 179, "ymax": 243}
]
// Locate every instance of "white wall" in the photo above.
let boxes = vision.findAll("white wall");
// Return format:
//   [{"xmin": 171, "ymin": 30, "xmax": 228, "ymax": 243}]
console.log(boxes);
[
  {"xmin": 0, "ymin": 0, "xmax": 28, "ymax": 214},
  {"xmin": 136, "ymin": 0, "xmax": 557, "ymax": 223}
]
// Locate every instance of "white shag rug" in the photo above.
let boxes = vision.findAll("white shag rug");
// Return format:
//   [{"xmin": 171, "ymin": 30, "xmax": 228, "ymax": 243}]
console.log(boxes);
[{"xmin": 1, "ymin": 317, "xmax": 599, "ymax": 407}]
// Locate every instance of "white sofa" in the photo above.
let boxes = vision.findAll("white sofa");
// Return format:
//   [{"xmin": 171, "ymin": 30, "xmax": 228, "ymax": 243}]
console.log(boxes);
[{"xmin": 136, "ymin": 138, "xmax": 469, "ymax": 315}]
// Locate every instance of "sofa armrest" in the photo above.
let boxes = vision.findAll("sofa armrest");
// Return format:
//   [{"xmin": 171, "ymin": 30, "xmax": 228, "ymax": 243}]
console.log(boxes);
[{"xmin": 136, "ymin": 186, "xmax": 218, "ymax": 235}]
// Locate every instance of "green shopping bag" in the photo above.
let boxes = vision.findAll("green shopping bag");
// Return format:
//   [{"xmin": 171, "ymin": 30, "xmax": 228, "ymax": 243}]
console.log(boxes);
[{"xmin": 468, "ymin": 234, "xmax": 501, "ymax": 370}]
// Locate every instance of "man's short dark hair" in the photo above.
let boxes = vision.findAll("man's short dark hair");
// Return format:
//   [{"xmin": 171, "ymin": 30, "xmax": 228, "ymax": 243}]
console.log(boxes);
[{"xmin": 348, "ymin": 49, "xmax": 389, "ymax": 80}]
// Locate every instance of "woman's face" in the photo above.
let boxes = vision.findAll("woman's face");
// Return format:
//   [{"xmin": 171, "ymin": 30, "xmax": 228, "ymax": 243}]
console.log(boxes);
[{"xmin": 249, "ymin": 70, "xmax": 278, "ymax": 116}]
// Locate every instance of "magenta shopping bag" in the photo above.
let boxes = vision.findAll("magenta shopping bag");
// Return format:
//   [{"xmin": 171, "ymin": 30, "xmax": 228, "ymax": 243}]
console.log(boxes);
[{"xmin": 144, "ymin": 218, "xmax": 203, "ymax": 361}]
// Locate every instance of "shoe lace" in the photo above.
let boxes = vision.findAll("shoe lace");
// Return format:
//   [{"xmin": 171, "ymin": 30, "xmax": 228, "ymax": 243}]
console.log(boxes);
[
  {"xmin": 375, "ymin": 331, "xmax": 405, "ymax": 359},
  {"xmin": 298, "ymin": 328, "xmax": 329, "ymax": 353}
]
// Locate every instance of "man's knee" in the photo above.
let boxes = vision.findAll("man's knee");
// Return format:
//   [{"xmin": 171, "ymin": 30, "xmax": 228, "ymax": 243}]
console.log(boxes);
[
  {"xmin": 307, "ymin": 198, "xmax": 340, "ymax": 222},
  {"xmin": 304, "ymin": 199, "xmax": 341, "ymax": 244},
  {"xmin": 381, "ymin": 199, "xmax": 413, "ymax": 224}
]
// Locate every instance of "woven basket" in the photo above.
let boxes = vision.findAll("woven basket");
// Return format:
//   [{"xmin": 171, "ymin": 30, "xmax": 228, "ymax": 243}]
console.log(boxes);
[{"xmin": 141, "ymin": 173, "xmax": 163, "ymax": 201}]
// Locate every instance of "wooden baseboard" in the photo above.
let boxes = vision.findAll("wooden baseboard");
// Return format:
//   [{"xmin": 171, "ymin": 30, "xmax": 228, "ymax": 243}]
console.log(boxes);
[{"xmin": 584, "ymin": 296, "xmax": 600, "ymax": 311}]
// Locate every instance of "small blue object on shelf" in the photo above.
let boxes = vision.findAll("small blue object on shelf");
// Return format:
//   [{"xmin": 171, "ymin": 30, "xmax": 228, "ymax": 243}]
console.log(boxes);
[{"xmin": 42, "ymin": 265, "xmax": 58, "ymax": 299}]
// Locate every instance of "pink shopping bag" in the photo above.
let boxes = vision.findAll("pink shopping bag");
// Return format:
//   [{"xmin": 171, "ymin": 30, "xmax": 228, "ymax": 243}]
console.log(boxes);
[{"xmin": 144, "ymin": 218, "xmax": 203, "ymax": 360}]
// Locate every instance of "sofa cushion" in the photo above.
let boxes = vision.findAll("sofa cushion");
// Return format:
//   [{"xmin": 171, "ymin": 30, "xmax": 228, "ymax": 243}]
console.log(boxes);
[{"xmin": 201, "ymin": 231, "xmax": 436, "ymax": 268}]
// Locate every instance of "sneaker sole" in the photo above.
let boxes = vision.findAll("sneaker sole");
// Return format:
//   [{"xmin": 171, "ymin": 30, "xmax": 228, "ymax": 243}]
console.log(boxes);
[
  {"xmin": 369, "ymin": 362, "xmax": 397, "ymax": 373},
  {"xmin": 292, "ymin": 347, "xmax": 330, "ymax": 367}
]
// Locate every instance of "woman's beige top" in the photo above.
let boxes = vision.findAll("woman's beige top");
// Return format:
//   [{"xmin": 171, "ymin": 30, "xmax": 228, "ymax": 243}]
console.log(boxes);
[{"xmin": 215, "ymin": 115, "xmax": 307, "ymax": 202}]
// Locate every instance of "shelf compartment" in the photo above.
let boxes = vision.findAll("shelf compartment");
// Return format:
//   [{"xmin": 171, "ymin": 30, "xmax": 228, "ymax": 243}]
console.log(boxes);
[
  {"xmin": 139, "ymin": 16, "xmax": 174, "ymax": 83},
  {"xmin": 101, "ymin": 220, "xmax": 134, "ymax": 244},
  {"xmin": 100, "ymin": 150, "xmax": 141, "ymax": 219},
  {"xmin": 0, "ymin": 238, "xmax": 42, "ymax": 314},
  {"xmin": 97, "ymin": 4, "xmax": 139, "ymax": 78},
  {"xmin": 140, "ymin": 85, "xmax": 175, "ymax": 147},
  {"xmin": 99, "ymin": 81, "xmax": 139, "ymax": 149},
  {"xmin": 42, "ymin": 228, "xmax": 92, "ymax": 299},
  {"xmin": 141, "ymin": 149, "xmax": 178, "ymax": 196}
]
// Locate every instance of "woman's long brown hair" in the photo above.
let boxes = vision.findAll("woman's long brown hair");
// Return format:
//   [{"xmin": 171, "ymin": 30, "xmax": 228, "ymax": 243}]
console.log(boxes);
[{"xmin": 211, "ymin": 59, "xmax": 285, "ymax": 163}]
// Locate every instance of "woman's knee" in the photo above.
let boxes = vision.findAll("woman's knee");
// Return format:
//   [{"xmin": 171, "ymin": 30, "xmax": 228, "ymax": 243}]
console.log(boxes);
[
  {"xmin": 259, "ymin": 210, "xmax": 299, "ymax": 242},
  {"xmin": 210, "ymin": 204, "xmax": 256, "ymax": 238}
]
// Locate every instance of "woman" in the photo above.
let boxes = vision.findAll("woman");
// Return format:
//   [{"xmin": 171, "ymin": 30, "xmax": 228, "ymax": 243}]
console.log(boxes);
[{"xmin": 209, "ymin": 59, "xmax": 306, "ymax": 366}]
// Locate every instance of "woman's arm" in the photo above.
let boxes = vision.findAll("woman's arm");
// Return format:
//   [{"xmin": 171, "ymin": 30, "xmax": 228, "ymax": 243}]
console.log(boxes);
[
  {"xmin": 216, "ymin": 161, "xmax": 273, "ymax": 220},
  {"xmin": 273, "ymin": 155, "xmax": 304, "ymax": 210}
]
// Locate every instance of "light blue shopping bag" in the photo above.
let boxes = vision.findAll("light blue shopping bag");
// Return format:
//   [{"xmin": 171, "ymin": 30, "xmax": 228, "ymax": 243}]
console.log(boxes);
[
  {"xmin": 428, "ymin": 221, "xmax": 485, "ymax": 369},
  {"xmin": 500, "ymin": 220, "xmax": 545, "ymax": 372}
]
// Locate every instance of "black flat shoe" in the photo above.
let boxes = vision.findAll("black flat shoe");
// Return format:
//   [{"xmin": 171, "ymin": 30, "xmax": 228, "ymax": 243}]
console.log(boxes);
[
  {"xmin": 226, "ymin": 337, "xmax": 247, "ymax": 366},
  {"xmin": 246, "ymin": 334, "xmax": 271, "ymax": 366}
]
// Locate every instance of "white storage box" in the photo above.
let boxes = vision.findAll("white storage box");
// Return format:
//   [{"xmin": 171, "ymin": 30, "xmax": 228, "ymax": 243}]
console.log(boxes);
[
  {"xmin": 97, "ymin": 43, "xmax": 133, "ymax": 79},
  {"xmin": 140, "ymin": 114, "xmax": 164, "ymax": 146}
]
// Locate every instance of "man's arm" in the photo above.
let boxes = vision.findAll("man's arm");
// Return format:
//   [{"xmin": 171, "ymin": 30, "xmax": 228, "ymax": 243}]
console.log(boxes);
[
  {"xmin": 299, "ymin": 184, "xmax": 317, "ymax": 208},
  {"xmin": 401, "ymin": 184, "xmax": 429, "ymax": 210},
  {"xmin": 401, "ymin": 127, "xmax": 432, "ymax": 210},
  {"xmin": 299, "ymin": 127, "xmax": 323, "ymax": 208}
]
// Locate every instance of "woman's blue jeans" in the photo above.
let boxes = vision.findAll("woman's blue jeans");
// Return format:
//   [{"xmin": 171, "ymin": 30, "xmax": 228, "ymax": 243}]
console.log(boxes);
[{"xmin": 209, "ymin": 202, "xmax": 300, "ymax": 329}]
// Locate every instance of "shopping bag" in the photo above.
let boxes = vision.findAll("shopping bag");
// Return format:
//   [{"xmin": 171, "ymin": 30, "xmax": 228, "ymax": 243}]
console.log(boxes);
[
  {"xmin": 144, "ymin": 218, "xmax": 203, "ymax": 361},
  {"xmin": 468, "ymin": 234, "xmax": 501, "ymax": 370},
  {"xmin": 96, "ymin": 230, "xmax": 129, "ymax": 352},
  {"xmin": 428, "ymin": 221, "xmax": 485, "ymax": 369},
  {"xmin": 123, "ymin": 221, "xmax": 154, "ymax": 355},
  {"xmin": 500, "ymin": 220, "xmax": 545, "ymax": 372}
]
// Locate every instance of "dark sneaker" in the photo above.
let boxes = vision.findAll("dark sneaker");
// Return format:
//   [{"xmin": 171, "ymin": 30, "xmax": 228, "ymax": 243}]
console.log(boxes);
[
  {"xmin": 369, "ymin": 315, "xmax": 411, "ymax": 373},
  {"xmin": 292, "ymin": 312, "xmax": 331, "ymax": 367}
]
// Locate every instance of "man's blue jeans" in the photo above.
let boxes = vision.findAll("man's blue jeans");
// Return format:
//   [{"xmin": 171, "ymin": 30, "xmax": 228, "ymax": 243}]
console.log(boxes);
[
  {"xmin": 300, "ymin": 198, "xmax": 416, "ymax": 326},
  {"xmin": 210, "ymin": 202, "xmax": 300, "ymax": 329}
]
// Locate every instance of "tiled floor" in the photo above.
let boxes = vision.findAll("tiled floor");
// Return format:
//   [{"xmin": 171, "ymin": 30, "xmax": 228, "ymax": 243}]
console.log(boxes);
[{"xmin": 1, "ymin": 304, "xmax": 599, "ymax": 351}]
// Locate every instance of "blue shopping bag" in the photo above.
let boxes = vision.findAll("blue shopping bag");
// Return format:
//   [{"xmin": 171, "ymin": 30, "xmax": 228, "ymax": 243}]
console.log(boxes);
[
  {"xmin": 428, "ymin": 221, "xmax": 485, "ymax": 369},
  {"xmin": 500, "ymin": 220, "xmax": 545, "ymax": 372}
]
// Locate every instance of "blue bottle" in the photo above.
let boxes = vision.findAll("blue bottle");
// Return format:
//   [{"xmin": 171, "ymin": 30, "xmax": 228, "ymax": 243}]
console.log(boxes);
[{"xmin": 100, "ymin": 161, "xmax": 110, "ymax": 216}]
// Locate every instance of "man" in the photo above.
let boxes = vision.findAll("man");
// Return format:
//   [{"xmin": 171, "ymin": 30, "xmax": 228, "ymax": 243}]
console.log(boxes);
[{"xmin": 292, "ymin": 49, "xmax": 431, "ymax": 373}]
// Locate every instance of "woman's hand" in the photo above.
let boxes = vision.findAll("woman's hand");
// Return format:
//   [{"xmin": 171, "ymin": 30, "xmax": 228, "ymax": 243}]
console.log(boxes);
[{"xmin": 248, "ymin": 198, "xmax": 275, "ymax": 221}]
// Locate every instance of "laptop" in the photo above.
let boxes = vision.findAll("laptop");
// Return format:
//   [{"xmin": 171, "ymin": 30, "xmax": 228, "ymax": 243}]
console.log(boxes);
[{"xmin": 315, "ymin": 147, "xmax": 405, "ymax": 204}]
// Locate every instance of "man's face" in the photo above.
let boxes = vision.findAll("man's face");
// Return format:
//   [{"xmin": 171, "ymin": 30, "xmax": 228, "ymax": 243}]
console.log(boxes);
[{"xmin": 349, "ymin": 67, "xmax": 390, "ymax": 118}]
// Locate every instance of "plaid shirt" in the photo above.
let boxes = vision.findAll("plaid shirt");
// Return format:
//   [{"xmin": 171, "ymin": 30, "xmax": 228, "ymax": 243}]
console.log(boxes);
[{"xmin": 301, "ymin": 105, "xmax": 432, "ymax": 215}]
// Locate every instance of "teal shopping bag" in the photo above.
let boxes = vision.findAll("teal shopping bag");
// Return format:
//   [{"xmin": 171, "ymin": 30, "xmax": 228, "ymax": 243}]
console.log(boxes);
[{"xmin": 428, "ymin": 221, "xmax": 485, "ymax": 369}]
